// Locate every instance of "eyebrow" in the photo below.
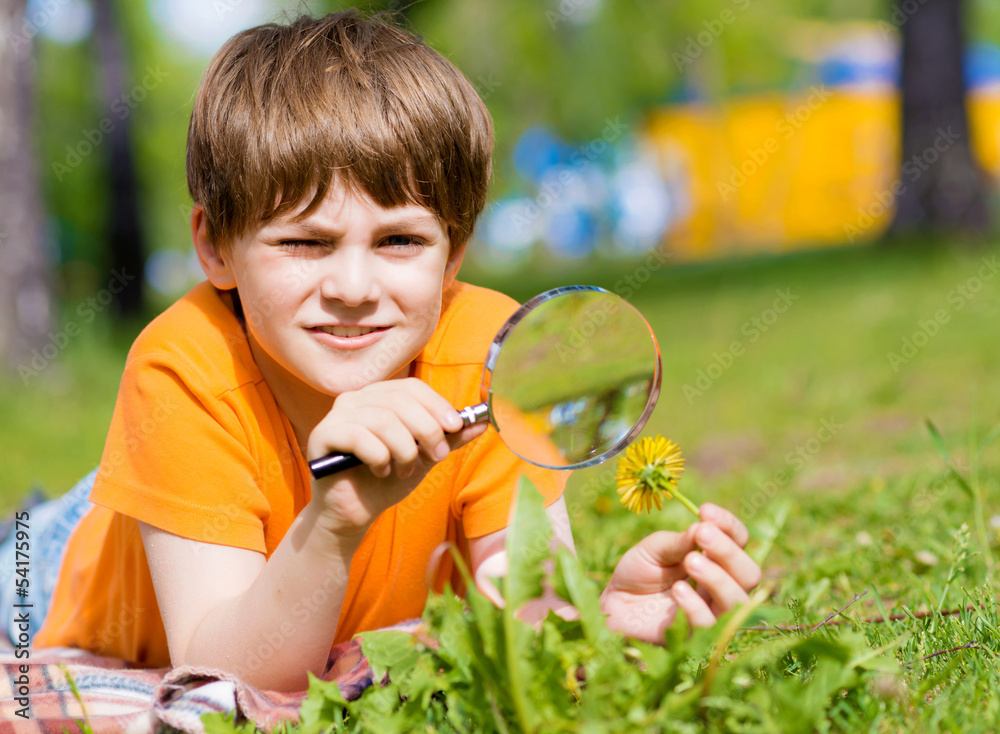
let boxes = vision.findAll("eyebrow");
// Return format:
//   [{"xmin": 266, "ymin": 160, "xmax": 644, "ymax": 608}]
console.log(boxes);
[
  {"xmin": 278, "ymin": 222, "xmax": 343, "ymax": 240},
  {"xmin": 274, "ymin": 214, "xmax": 441, "ymax": 240},
  {"xmin": 375, "ymin": 215, "xmax": 441, "ymax": 233}
]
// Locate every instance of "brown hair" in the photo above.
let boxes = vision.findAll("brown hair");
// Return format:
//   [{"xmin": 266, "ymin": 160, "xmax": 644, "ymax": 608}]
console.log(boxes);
[{"xmin": 186, "ymin": 10, "xmax": 493, "ymax": 253}]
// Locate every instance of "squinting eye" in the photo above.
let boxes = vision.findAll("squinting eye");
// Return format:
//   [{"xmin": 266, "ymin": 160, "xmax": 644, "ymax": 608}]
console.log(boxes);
[
  {"xmin": 382, "ymin": 235, "xmax": 424, "ymax": 250},
  {"xmin": 278, "ymin": 240, "xmax": 320, "ymax": 249}
]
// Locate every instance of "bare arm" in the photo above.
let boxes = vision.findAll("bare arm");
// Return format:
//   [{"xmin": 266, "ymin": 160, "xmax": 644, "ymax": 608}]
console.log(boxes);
[{"xmin": 140, "ymin": 500, "xmax": 358, "ymax": 691}]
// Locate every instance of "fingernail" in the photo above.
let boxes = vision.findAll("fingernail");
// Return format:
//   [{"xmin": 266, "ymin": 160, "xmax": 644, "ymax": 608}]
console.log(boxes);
[
  {"xmin": 445, "ymin": 411, "xmax": 463, "ymax": 432},
  {"xmin": 434, "ymin": 442, "xmax": 450, "ymax": 461},
  {"xmin": 687, "ymin": 553, "xmax": 706, "ymax": 571}
]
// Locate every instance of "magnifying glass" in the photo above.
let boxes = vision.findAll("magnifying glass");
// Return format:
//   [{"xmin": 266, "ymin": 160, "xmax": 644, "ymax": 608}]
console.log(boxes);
[{"xmin": 309, "ymin": 285, "xmax": 662, "ymax": 478}]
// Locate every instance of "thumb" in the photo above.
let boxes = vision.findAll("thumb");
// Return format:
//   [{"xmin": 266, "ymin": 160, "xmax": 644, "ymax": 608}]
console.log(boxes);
[
  {"xmin": 445, "ymin": 420, "xmax": 489, "ymax": 452},
  {"xmin": 607, "ymin": 530, "xmax": 692, "ymax": 595},
  {"xmin": 633, "ymin": 529, "xmax": 697, "ymax": 568}
]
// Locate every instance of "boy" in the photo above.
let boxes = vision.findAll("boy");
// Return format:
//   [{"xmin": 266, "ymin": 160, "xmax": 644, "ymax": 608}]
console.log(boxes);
[{"xmin": 19, "ymin": 10, "xmax": 759, "ymax": 692}]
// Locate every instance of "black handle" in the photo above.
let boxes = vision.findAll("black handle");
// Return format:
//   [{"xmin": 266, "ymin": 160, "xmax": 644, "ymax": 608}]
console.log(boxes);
[{"xmin": 309, "ymin": 452, "xmax": 365, "ymax": 479}]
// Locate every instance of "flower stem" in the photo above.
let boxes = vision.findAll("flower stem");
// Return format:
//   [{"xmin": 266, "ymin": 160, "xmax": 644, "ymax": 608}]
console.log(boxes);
[{"xmin": 671, "ymin": 487, "xmax": 700, "ymax": 518}]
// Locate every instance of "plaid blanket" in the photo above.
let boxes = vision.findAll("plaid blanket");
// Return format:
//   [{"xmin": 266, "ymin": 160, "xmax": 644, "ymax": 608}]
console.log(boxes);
[{"xmin": 0, "ymin": 620, "xmax": 420, "ymax": 732}]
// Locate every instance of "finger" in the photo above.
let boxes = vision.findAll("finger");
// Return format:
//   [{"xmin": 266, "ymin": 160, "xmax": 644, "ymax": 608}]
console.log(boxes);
[
  {"xmin": 355, "ymin": 400, "xmax": 484, "ymax": 473},
  {"xmin": 698, "ymin": 503, "xmax": 749, "ymax": 548},
  {"xmin": 603, "ymin": 530, "xmax": 698, "ymax": 596},
  {"xmin": 671, "ymin": 580, "xmax": 716, "ymax": 627},
  {"xmin": 365, "ymin": 395, "xmax": 451, "ymax": 467},
  {"xmin": 694, "ymin": 523, "xmax": 762, "ymax": 592},
  {"xmin": 311, "ymin": 424, "xmax": 392, "ymax": 478},
  {"xmin": 633, "ymin": 529, "xmax": 700, "ymax": 570},
  {"xmin": 366, "ymin": 378, "xmax": 464, "ymax": 433},
  {"xmin": 683, "ymin": 552, "xmax": 751, "ymax": 613},
  {"xmin": 444, "ymin": 420, "xmax": 488, "ymax": 452},
  {"xmin": 340, "ymin": 407, "xmax": 419, "ymax": 478}
]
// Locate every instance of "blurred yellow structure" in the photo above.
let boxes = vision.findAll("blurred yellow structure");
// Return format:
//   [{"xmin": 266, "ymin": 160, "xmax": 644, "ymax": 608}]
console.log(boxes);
[{"xmin": 647, "ymin": 86, "xmax": 1000, "ymax": 260}]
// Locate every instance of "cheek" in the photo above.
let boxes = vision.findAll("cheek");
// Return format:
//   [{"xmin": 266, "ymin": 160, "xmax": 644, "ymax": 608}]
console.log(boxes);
[
  {"xmin": 238, "ymin": 258, "xmax": 311, "ymax": 328},
  {"xmin": 399, "ymin": 278, "xmax": 443, "ymax": 326},
  {"xmin": 387, "ymin": 259, "xmax": 444, "ymax": 297},
  {"xmin": 414, "ymin": 302, "xmax": 442, "ymax": 343},
  {"xmin": 380, "ymin": 279, "xmax": 442, "ymax": 358},
  {"xmin": 274, "ymin": 256, "xmax": 323, "ymax": 292},
  {"xmin": 239, "ymin": 283, "xmax": 290, "ymax": 332}
]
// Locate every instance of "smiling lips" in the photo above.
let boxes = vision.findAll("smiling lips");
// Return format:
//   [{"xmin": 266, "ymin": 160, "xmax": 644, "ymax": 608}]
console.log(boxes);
[
  {"xmin": 316, "ymin": 325, "xmax": 382, "ymax": 337},
  {"xmin": 309, "ymin": 324, "xmax": 390, "ymax": 350}
]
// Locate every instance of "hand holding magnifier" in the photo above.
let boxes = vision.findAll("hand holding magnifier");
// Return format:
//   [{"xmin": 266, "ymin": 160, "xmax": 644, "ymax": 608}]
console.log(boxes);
[{"xmin": 309, "ymin": 286, "xmax": 662, "ymax": 479}]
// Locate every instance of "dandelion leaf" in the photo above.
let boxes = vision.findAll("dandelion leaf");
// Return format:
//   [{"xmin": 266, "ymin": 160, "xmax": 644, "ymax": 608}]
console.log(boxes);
[{"xmin": 504, "ymin": 475, "xmax": 551, "ymax": 611}]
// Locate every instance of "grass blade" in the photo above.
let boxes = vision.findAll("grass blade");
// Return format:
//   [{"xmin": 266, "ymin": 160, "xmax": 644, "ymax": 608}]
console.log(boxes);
[
  {"xmin": 925, "ymin": 419, "xmax": 974, "ymax": 499},
  {"xmin": 977, "ymin": 421, "xmax": 1000, "ymax": 454}
]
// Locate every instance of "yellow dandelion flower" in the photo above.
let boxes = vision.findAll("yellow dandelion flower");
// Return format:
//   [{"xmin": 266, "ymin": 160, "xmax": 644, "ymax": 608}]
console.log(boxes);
[{"xmin": 615, "ymin": 435, "xmax": 697, "ymax": 516}]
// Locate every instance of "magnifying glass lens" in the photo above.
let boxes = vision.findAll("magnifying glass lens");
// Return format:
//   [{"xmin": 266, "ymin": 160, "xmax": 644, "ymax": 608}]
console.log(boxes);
[{"xmin": 486, "ymin": 288, "xmax": 661, "ymax": 470}]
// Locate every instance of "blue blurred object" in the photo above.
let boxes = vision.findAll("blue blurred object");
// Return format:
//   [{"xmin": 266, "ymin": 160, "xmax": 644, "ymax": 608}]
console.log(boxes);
[
  {"xmin": 817, "ymin": 54, "xmax": 897, "ymax": 88},
  {"xmin": 484, "ymin": 123, "xmax": 677, "ymax": 262},
  {"xmin": 512, "ymin": 127, "xmax": 567, "ymax": 183},
  {"xmin": 610, "ymin": 154, "xmax": 672, "ymax": 253},
  {"xmin": 807, "ymin": 30, "xmax": 899, "ymax": 90},
  {"xmin": 966, "ymin": 43, "xmax": 1000, "ymax": 90},
  {"xmin": 477, "ymin": 197, "xmax": 539, "ymax": 260},
  {"xmin": 146, "ymin": 249, "xmax": 205, "ymax": 297},
  {"xmin": 27, "ymin": 0, "xmax": 93, "ymax": 44},
  {"xmin": 550, "ymin": 398, "xmax": 587, "ymax": 427},
  {"xmin": 543, "ymin": 205, "xmax": 598, "ymax": 258}
]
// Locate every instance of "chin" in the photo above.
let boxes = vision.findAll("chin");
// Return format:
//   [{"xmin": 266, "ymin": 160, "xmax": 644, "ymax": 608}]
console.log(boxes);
[
  {"xmin": 298, "ymin": 347, "xmax": 415, "ymax": 395},
  {"xmin": 311, "ymin": 369, "xmax": 396, "ymax": 397}
]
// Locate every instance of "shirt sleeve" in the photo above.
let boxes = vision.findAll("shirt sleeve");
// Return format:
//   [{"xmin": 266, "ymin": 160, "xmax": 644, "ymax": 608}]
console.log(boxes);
[
  {"xmin": 451, "ymin": 427, "xmax": 568, "ymax": 540},
  {"xmin": 89, "ymin": 354, "xmax": 270, "ymax": 553}
]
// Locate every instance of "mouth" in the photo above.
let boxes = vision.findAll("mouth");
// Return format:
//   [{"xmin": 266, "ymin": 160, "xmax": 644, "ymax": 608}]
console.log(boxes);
[
  {"xmin": 314, "ymin": 325, "xmax": 387, "ymax": 338},
  {"xmin": 308, "ymin": 324, "xmax": 391, "ymax": 351}
]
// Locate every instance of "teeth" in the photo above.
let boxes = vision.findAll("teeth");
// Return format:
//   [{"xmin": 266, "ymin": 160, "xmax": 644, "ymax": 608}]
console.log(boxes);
[{"xmin": 318, "ymin": 325, "xmax": 380, "ymax": 337}]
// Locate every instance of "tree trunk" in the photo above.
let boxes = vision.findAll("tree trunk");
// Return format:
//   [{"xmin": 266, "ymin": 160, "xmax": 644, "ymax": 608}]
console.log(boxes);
[
  {"xmin": 889, "ymin": 0, "xmax": 990, "ymax": 237},
  {"xmin": 0, "ymin": 0, "xmax": 54, "ymax": 379},
  {"xmin": 92, "ymin": 0, "xmax": 145, "ymax": 315}
]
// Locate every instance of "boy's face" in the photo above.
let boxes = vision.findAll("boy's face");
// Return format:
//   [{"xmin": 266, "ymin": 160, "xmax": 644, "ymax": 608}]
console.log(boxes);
[{"xmin": 196, "ymin": 181, "xmax": 465, "ymax": 400}]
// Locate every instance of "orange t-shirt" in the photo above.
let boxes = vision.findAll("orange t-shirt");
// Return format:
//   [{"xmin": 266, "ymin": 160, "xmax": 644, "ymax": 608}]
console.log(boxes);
[{"xmin": 34, "ymin": 280, "xmax": 566, "ymax": 666}]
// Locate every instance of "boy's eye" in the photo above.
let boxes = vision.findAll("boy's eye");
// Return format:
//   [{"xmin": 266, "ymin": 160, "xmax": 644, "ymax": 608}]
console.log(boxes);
[
  {"xmin": 381, "ymin": 234, "xmax": 425, "ymax": 251},
  {"xmin": 278, "ymin": 239, "xmax": 323, "ymax": 250}
]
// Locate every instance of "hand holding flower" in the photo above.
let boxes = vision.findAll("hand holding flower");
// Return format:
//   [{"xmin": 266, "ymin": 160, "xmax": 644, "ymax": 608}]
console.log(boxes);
[
  {"xmin": 601, "ymin": 435, "xmax": 762, "ymax": 644},
  {"xmin": 600, "ymin": 504, "xmax": 762, "ymax": 643}
]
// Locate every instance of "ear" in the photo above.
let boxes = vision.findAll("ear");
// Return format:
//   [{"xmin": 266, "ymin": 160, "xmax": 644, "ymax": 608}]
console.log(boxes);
[
  {"xmin": 191, "ymin": 203, "xmax": 237, "ymax": 290},
  {"xmin": 442, "ymin": 240, "xmax": 467, "ymax": 291}
]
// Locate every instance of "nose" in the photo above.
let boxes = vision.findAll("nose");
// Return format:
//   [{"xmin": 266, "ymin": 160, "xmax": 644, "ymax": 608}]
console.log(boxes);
[{"xmin": 319, "ymin": 247, "xmax": 381, "ymax": 307}]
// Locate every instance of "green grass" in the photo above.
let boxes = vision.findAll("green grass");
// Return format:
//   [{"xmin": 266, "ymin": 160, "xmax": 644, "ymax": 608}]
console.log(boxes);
[
  {"xmin": 0, "ymin": 316, "xmax": 146, "ymax": 507},
  {"xmin": 546, "ymin": 239, "xmax": 1000, "ymax": 514},
  {"xmin": 6, "ymin": 240, "xmax": 1000, "ymax": 729}
]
